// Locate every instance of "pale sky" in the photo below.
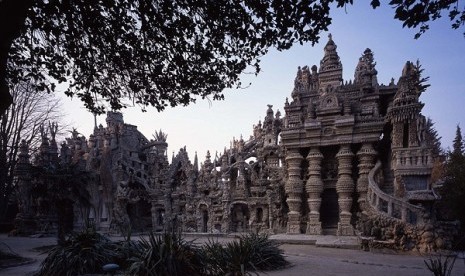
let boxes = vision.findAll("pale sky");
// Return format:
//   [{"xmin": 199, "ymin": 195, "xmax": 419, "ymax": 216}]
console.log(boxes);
[{"xmin": 58, "ymin": 3, "xmax": 465, "ymax": 164}]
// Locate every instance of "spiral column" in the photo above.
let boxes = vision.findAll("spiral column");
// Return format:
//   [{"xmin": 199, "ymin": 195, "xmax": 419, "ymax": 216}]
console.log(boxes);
[
  {"xmin": 356, "ymin": 143, "xmax": 377, "ymax": 213},
  {"xmin": 336, "ymin": 145, "xmax": 355, "ymax": 235},
  {"xmin": 305, "ymin": 148, "xmax": 324, "ymax": 234},
  {"xmin": 285, "ymin": 149, "xmax": 303, "ymax": 234}
]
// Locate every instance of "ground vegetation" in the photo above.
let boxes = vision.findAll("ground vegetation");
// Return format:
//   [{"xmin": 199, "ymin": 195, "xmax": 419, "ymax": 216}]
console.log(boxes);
[{"xmin": 37, "ymin": 229, "xmax": 287, "ymax": 276}]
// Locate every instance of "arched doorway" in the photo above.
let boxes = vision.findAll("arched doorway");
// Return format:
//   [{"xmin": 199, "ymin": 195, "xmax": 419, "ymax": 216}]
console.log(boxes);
[
  {"xmin": 198, "ymin": 204, "xmax": 209, "ymax": 232},
  {"xmin": 202, "ymin": 210, "xmax": 209, "ymax": 232},
  {"xmin": 320, "ymin": 188, "xmax": 339, "ymax": 232},
  {"xmin": 127, "ymin": 199, "xmax": 152, "ymax": 231},
  {"xmin": 231, "ymin": 203, "xmax": 250, "ymax": 232}
]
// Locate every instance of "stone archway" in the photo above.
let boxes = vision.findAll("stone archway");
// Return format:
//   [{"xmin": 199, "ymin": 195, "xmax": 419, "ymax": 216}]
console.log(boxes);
[
  {"xmin": 202, "ymin": 210, "xmax": 209, "ymax": 232},
  {"xmin": 198, "ymin": 204, "xmax": 209, "ymax": 232},
  {"xmin": 152, "ymin": 206, "xmax": 165, "ymax": 232},
  {"xmin": 231, "ymin": 203, "xmax": 250, "ymax": 232}
]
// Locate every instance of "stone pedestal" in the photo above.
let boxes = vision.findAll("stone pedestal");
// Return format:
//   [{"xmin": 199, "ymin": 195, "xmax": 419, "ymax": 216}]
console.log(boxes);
[
  {"xmin": 306, "ymin": 148, "xmax": 323, "ymax": 235},
  {"xmin": 336, "ymin": 145, "xmax": 355, "ymax": 236},
  {"xmin": 285, "ymin": 149, "xmax": 303, "ymax": 234}
]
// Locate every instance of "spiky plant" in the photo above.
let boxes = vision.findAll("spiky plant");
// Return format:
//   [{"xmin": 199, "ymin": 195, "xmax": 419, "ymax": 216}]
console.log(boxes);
[
  {"xmin": 127, "ymin": 232, "xmax": 202, "ymax": 276},
  {"xmin": 199, "ymin": 233, "xmax": 289, "ymax": 275},
  {"xmin": 241, "ymin": 233, "xmax": 289, "ymax": 271},
  {"xmin": 424, "ymin": 253, "xmax": 457, "ymax": 276},
  {"xmin": 198, "ymin": 239, "xmax": 228, "ymax": 275},
  {"xmin": 37, "ymin": 227, "xmax": 118, "ymax": 276}
]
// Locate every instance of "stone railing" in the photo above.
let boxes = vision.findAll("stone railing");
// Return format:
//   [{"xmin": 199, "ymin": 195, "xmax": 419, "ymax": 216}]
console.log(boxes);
[
  {"xmin": 367, "ymin": 161, "xmax": 424, "ymax": 225},
  {"xmin": 393, "ymin": 148, "xmax": 433, "ymax": 169}
]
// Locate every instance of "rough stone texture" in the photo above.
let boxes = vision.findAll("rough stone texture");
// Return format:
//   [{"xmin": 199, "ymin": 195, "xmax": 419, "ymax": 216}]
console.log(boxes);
[{"xmin": 12, "ymin": 35, "xmax": 457, "ymax": 251}]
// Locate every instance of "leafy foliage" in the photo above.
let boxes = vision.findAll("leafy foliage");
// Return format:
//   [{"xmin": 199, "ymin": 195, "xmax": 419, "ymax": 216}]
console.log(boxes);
[
  {"xmin": 438, "ymin": 125, "xmax": 465, "ymax": 247},
  {"xmin": 424, "ymin": 253, "xmax": 457, "ymax": 276},
  {"xmin": 37, "ymin": 227, "xmax": 118, "ymax": 276},
  {"xmin": 2, "ymin": 1, "xmax": 463, "ymax": 117},
  {"xmin": 123, "ymin": 232, "xmax": 288, "ymax": 276},
  {"xmin": 127, "ymin": 232, "xmax": 202, "ymax": 276},
  {"xmin": 425, "ymin": 117, "xmax": 443, "ymax": 158},
  {"xmin": 200, "ymin": 233, "xmax": 289, "ymax": 275},
  {"xmin": 199, "ymin": 239, "xmax": 230, "ymax": 275},
  {"xmin": 9, "ymin": 0, "xmax": 353, "ymax": 114},
  {"xmin": 34, "ymin": 230, "xmax": 289, "ymax": 275},
  {"xmin": 5, "ymin": 0, "xmax": 463, "ymax": 116},
  {"xmin": 452, "ymin": 125, "xmax": 464, "ymax": 156},
  {"xmin": 113, "ymin": 239, "xmax": 141, "ymax": 271},
  {"xmin": 387, "ymin": 0, "xmax": 465, "ymax": 38},
  {"xmin": 425, "ymin": 118, "xmax": 445, "ymax": 184}
]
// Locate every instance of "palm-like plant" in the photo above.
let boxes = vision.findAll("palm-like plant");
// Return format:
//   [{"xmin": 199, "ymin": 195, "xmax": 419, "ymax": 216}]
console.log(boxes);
[
  {"xmin": 200, "ymin": 233, "xmax": 289, "ymax": 275},
  {"xmin": 37, "ymin": 227, "xmax": 117, "ymax": 276},
  {"xmin": 127, "ymin": 232, "xmax": 202, "ymax": 276}
]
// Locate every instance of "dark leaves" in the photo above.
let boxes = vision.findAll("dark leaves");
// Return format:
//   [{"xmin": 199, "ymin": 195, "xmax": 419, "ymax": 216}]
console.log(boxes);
[
  {"xmin": 6, "ymin": 0, "xmax": 464, "ymax": 114},
  {"xmin": 370, "ymin": 0, "xmax": 381, "ymax": 8},
  {"xmin": 388, "ymin": 0, "xmax": 464, "ymax": 38},
  {"xmin": 7, "ymin": 0, "xmax": 343, "ymax": 114}
]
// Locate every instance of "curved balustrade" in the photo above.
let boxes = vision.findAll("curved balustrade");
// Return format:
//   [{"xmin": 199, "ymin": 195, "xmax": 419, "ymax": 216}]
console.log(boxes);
[
  {"xmin": 367, "ymin": 161, "xmax": 424, "ymax": 225},
  {"xmin": 393, "ymin": 148, "xmax": 433, "ymax": 168}
]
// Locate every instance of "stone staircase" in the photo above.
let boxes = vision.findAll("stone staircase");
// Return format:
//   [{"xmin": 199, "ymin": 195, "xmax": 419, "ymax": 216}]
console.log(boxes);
[
  {"xmin": 322, "ymin": 227, "xmax": 337, "ymax": 236},
  {"xmin": 367, "ymin": 161, "xmax": 424, "ymax": 224},
  {"xmin": 381, "ymin": 165, "xmax": 394, "ymax": 195}
]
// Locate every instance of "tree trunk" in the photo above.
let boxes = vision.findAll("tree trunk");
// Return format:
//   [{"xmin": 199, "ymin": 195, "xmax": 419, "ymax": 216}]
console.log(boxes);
[{"xmin": 0, "ymin": 0, "xmax": 34, "ymax": 116}]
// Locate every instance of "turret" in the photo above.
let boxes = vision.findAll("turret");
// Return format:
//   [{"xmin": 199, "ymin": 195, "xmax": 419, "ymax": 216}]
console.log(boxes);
[
  {"xmin": 318, "ymin": 34, "xmax": 343, "ymax": 93},
  {"xmin": 354, "ymin": 48, "xmax": 378, "ymax": 91},
  {"xmin": 14, "ymin": 140, "xmax": 33, "ymax": 225},
  {"xmin": 388, "ymin": 61, "xmax": 425, "ymax": 149}
]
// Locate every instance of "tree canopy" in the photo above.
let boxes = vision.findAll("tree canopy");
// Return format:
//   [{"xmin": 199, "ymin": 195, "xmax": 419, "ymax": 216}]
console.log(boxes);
[
  {"xmin": 0, "ymin": 0, "xmax": 464, "ymax": 115},
  {"xmin": 439, "ymin": 125, "xmax": 465, "ymax": 246}
]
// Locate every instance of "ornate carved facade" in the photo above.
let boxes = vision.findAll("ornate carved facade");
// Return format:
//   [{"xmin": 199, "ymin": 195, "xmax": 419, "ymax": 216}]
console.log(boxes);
[{"xmin": 14, "ymin": 35, "xmax": 456, "ymax": 251}]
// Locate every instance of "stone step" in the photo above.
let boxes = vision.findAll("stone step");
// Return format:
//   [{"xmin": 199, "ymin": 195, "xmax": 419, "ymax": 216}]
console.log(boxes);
[
  {"xmin": 382, "ymin": 168, "xmax": 395, "ymax": 195},
  {"xmin": 269, "ymin": 234, "xmax": 360, "ymax": 250},
  {"xmin": 322, "ymin": 227, "xmax": 337, "ymax": 236}
]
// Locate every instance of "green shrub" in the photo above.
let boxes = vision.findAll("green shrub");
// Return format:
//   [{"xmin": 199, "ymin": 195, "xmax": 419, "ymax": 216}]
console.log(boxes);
[
  {"xmin": 198, "ymin": 239, "xmax": 229, "ymax": 275},
  {"xmin": 37, "ymin": 227, "xmax": 118, "ymax": 276},
  {"xmin": 241, "ymin": 233, "xmax": 289, "ymax": 271},
  {"xmin": 113, "ymin": 239, "xmax": 141, "ymax": 271},
  {"xmin": 424, "ymin": 253, "xmax": 457, "ymax": 276},
  {"xmin": 127, "ymin": 232, "xmax": 202, "ymax": 276},
  {"xmin": 200, "ymin": 233, "xmax": 289, "ymax": 275}
]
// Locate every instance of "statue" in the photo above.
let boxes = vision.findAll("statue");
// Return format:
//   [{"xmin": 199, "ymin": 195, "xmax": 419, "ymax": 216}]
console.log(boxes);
[{"xmin": 417, "ymin": 116, "xmax": 427, "ymax": 145}]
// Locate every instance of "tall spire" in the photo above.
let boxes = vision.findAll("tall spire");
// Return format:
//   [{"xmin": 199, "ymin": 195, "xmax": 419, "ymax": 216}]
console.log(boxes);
[
  {"xmin": 320, "ymin": 33, "xmax": 341, "ymax": 72},
  {"xmin": 318, "ymin": 33, "xmax": 343, "ymax": 93}
]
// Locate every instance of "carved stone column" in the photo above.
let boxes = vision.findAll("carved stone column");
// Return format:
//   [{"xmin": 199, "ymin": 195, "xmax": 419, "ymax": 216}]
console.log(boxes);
[
  {"xmin": 336, "ymin": 145, "xmax": 355, "ymax": 235},
  {"xmin": 356, "ymin": 143, "xmax": 377, "ymax": 213},
  {"xmin": 285, "ymin": 149, "xmax": 303, "ymax": 234},
  {"xmin": 306, "ymin": 148, "xmax": 324, "ymax": 234}
]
